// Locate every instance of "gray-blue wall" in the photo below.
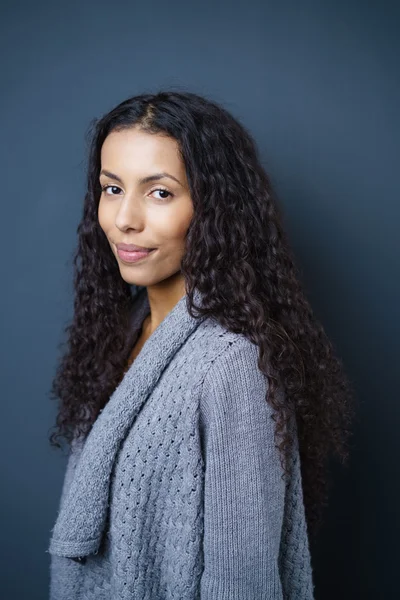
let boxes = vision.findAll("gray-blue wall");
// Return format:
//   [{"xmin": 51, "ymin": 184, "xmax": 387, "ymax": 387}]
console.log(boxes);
[{"xmin": 1, "ymin": 1, "xmax": 398, "ymax": 598}]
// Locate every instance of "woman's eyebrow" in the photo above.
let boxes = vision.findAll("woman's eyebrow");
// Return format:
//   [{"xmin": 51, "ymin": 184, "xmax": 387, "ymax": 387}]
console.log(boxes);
[{"xmin": 99, "ymin": 170, "xmax": 183, "ymax": 186}]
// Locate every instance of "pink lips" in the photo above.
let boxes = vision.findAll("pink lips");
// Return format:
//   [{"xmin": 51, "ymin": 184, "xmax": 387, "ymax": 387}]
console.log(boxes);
[
  {"xmin": 116, "ymin": 246, "xmax": 156, "ymax": 263},
  {"xmin": 117, "ymin": 243, "xmax": 154, "ymax": 252}
]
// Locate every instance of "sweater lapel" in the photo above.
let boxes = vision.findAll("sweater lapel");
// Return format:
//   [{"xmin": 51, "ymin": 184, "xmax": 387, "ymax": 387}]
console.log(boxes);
[{"xmin": 48, "ymin": 287, "xmax": 206, "ymax": 559}]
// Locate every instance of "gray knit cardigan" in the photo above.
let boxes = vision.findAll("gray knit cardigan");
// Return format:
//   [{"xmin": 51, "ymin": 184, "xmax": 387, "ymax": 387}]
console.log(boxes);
[{"xmin": 48, "ymin": 287, "xmax": 315, "ymax": 599}]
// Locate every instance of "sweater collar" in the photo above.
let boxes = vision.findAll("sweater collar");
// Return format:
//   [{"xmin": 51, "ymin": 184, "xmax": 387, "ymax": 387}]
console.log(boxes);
[{"xmin": 48, "ymin": 287, "xmax": 206, "ymax": 559}]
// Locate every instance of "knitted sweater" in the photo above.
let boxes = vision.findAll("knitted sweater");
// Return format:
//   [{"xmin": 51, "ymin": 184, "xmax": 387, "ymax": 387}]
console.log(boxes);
[{"xmin": 48, "ymin": 287, "xmax": 315, "ymax": 599}]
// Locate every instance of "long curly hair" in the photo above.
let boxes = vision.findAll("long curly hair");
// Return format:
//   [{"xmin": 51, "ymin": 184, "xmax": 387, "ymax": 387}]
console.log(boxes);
[{"xmin": 48, "ymin": 89, "xmax": 356, "ymax": 541}]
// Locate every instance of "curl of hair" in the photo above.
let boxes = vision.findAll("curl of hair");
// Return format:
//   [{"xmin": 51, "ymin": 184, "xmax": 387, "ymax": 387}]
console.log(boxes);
[{"xmin": 48, "ymin": 89, "xmax": 357, "ymax": 541}]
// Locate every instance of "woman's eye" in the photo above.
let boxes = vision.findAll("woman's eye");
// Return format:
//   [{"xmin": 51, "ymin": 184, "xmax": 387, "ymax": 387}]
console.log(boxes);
[
  {"xmin": 101, "ymin": 184, "xmax": 122, "ymax": 195},
  {"xmin": 150, "ymin": 188, "xmax": 172, "ymax": 201}
]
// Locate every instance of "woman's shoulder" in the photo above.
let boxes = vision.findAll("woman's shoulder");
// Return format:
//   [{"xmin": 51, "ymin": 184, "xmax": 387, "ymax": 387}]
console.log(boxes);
[
  {"xmin": 195, "ymin": 317, "xmax": 261, "ymax": 376},
  {"xmin": 193, "ymin": 319, "xmax": 275, "ymax": 425}
]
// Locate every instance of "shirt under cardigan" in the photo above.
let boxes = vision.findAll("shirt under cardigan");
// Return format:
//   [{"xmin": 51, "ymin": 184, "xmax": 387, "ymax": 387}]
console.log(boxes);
[{"xmin": 47, "ymin": 287, "xmax": 315, "ymax": 599}]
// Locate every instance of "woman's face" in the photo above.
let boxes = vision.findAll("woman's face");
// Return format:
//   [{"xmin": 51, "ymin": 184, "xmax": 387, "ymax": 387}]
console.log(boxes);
[{"xmin": 98, "ymin": 127, "xmax": 194, "ymax": 288}]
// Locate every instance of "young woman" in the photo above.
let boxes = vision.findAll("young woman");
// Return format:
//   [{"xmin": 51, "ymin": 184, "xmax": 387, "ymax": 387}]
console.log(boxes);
[{"xmin": 47, "ymin": 90, "xmax": 355, "ymax": 599}]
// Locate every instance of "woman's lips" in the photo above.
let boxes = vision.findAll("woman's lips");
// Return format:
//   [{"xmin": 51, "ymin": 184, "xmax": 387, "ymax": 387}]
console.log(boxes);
[{"xmin": 116, "ymin": 247, "xmax": 156, "ymax": 263}]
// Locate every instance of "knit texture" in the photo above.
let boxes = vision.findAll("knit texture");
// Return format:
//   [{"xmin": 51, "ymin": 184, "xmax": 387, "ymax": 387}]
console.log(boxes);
[{"xmin": 48, "ymin": 287, "xmax": 315, "ymax": 599}]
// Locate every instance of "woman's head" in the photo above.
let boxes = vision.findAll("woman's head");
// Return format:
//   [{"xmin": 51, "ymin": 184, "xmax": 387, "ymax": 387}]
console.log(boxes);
[
  {"xmin": 87, "ymin": 90, "xmax": 273, "ymax": 294},
  {"xmin": 50, "ymin": 90, "xmax": 356, "ymax": 541},
  {"xmin": 98, "ymin": 126, "xmax": 193, "ymax": 288}
]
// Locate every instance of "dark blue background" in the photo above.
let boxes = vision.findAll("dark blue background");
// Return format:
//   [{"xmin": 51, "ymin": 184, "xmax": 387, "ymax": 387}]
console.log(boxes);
[{"xmin": 1, "ymin": 1, "xmax": 398, "ymax": 597}]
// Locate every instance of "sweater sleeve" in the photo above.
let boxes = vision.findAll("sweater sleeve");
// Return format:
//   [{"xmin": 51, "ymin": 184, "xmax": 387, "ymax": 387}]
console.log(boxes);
[{"xmin": 198, "ymin": 338, "xmax": 315, "ymax": 600}]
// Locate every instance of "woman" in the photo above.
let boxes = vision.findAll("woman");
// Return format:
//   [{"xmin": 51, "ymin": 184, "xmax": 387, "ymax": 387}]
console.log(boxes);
[{"xmin": 47, "ymin": 90, "xmax": 355, "ymax": 599}]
